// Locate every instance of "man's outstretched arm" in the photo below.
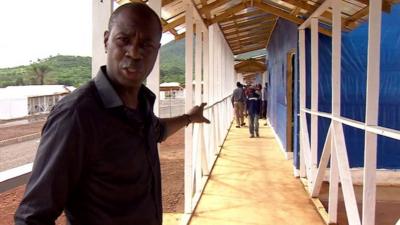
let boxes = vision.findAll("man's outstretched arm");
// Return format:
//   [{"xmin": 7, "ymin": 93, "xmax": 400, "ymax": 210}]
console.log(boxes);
[{"xmin": 159, "ymin": 103, "xmax": 210, "ymax": 140}]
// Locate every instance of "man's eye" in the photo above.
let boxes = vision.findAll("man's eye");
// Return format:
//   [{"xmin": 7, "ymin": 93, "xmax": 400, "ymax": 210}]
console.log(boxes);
[{"xmin": 116, "ymin": 37, "xmax": 128, "ymax": 44}]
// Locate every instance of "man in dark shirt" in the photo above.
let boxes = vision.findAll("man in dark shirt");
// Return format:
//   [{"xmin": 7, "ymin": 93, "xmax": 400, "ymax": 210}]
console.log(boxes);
[{"xmin": 15, "ymin": 3, "xmax": 209, "ymax": 225}]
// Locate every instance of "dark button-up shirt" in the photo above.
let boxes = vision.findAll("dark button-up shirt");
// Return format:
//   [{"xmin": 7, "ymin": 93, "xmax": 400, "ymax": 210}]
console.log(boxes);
[{"xmin": 15, "ymin": 66, "xmax": 165, "ymax": 225}]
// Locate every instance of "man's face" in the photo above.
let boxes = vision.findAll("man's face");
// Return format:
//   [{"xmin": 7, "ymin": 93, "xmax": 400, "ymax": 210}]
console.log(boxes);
[{"xmin": 104, "ymin": 8, "xmax": 161, "ymax": 89}]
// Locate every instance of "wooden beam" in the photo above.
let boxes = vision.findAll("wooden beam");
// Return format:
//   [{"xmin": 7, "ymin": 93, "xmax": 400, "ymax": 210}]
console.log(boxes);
[
  {"xmin": 265, "ymin": 18, "xmax": 278, "ymax": 49},
  {"xmin": 353, "ymin": 0, "xmax": 391, "ymax": 12},
  {"xmin": 253, "ymin": 1, "xmax": 303, "ymax": 24},
  {"xmin": 163, "ymin": 16, "xmax": 185, "ymax": 32},
  {"xmin": 199, "ymin": 0, "xmax": 231, "ymax": 15},
  {"xmin": 231, "ymin": 38, "xmax": 269, "ymax": 49},
  {"xmin": 282, "ymin": 0, "xmax": 332, "ymax": 18},
  {"xmin": 344, "ymin": 6, "xmax": 369, "ymax": 29},
  {"xmin": 201, "ymin": 0, "xmax": 211, "ymax": 19},
  {"xmin": 209, "ymin": 3, "xmax": 247, "ymax": 25},
  {"xmin": 232, "ymin": 40, "xmax": 267, "ymax": 49},
  {"xmin": 231, "ymin": 41, "xmax": 268, "ymax": 50},
  {"xmin": 226, "ymin": 30, "xmax": 269, "ymax": 42},
  {"xmin": 234, "ymin": 45, "xmax": 267, "ymax": 55},
  {"xmin": 299, "ymin": 0, "xmax": 331, "ymax": 29},
  {"xmin": 221, "ymin": 16, "xmax": 275, "ymax": 30},
  {"xmin": 297, "ymin": 0, "xmax": 332, "ymax": 36},
  {"xmin": 175, "ymin": 32, "xmax": 185, "ymax": 41},
  {"xmin": 224, "ymin": 23, "xmax": 274, "ymax": 36},
  {"xmin": 162, "ymin": 0, "xmax": 175, "ymax": 7},
  {"xmin": 219, "ymin": 10, "xmax": 266, "ymax": 23},
  {"xmin": 225, "ymin": 26, "xmax": 273, "ymax": 39}
]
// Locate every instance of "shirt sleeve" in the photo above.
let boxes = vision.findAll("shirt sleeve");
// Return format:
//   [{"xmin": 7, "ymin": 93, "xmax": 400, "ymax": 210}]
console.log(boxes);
[
  {"xmin": 153, "ymin": 113, "xmax": 166, "ymax": 143},
  {"xmin": 15, "ymin": 106, "xmax": 87, "ymax": 225}
]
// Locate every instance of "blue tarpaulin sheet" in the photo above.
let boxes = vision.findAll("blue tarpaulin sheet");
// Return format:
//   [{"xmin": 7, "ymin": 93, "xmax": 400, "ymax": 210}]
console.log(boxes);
[{"xmin": 268, "ymin": 5, "xmax": 400, "ymax": 169}]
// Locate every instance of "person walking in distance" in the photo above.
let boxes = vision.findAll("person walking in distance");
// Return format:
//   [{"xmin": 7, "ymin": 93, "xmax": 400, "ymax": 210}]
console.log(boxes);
[
  {"xmin": 231, "ymin": 82, "xmax": 246, "ymax": 128},
  {"xmin": 247, "ymin": 87, "xmax": 261, "ymax": 138}
]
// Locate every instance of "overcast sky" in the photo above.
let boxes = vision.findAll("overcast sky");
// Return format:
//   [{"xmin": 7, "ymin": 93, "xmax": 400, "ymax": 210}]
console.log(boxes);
[{"xmin": 0, "ymin": 1, "xmax": 174, "ymax": 68}]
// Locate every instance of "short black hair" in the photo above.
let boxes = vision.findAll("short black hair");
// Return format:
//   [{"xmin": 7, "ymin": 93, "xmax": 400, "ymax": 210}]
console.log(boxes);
[
  {"xmin": 236, "ymin": 82, "xmax": 242, "ymax": 87},
  {"xmin": 108, "ymin": 2, "xmax": 162, "ymax": 35}
]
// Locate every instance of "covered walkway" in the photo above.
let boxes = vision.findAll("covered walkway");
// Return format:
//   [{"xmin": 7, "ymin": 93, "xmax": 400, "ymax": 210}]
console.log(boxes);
[{"xmin": 188, "ymin": 121, "xmax": 325, "ymax": 225}]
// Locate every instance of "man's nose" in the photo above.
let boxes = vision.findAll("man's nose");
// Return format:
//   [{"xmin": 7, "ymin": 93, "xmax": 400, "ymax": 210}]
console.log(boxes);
[{"xmin": 125, "ymin": 42, "xmax": 143, "ymax": 59}]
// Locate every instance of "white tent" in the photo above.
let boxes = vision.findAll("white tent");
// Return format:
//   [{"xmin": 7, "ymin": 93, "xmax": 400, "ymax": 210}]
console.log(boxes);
[{"xmin": 0, "ymin": 85, "xmax": 75, "ymax": 120}]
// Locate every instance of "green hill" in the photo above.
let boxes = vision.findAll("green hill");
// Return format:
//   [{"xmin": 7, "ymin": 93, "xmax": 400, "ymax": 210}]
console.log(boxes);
[
  {"xmin": 0, "ymin": 55, "xmax": 91, "ymax": 87},
  {"xmin": 0, "ymin": 40, "xmax": 185, "ymax": 88},
  {"xmin": 160, "ymin": 39, "xmax": 185, "ymax": 84}
]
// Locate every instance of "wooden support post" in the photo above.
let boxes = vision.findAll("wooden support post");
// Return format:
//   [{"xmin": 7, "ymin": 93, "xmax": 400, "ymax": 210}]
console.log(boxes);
[
  {"xmin": 147, "ymin": 0, "xmax": 161, "ymax": 116},
  {"xmin": 328, "ymin": 136, "xmax": 339, "ymax": 224},
  {"xmin": 363, "ymin": 0, "xmax": 382, "ymax": 224},
  {"xmin": 310, "ymin": 17, "xmax": 319, "ymax": 181},
  {"xmin": 328, "ymin": 1, "xmax": 341, "ymax": 222},
  {"xmin": 311, "ymin": 126, "xmax": 332, "ymax": 197},
  {"xmin": 92, "ymin": 0, "xmax": 113, "ymax": 77},
  {"xmin": 333, "ymin": 123, "xmax": 361, "ymax": 225},
  {"xmin": 184, "ymin": 3, "xmax": 194, "ymax": 214},
  {"xmin": 299, "ymin": 29, "xmax": 306, "ymax": 178},
  {"xmin": 194, "ymin": 18, "xmax": 203, "ymax": 195}
]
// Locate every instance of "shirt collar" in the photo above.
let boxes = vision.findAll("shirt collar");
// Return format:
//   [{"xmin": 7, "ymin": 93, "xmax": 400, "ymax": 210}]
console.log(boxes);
[{"xmin": 94, "ymin": 66, "xmax": 156, "ymax": 110}]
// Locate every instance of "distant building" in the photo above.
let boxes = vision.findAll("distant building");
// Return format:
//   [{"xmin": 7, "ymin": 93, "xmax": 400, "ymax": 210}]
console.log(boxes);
[
  {"xmin": 0, "ymin": 85, "xmax": 75, "ymax": 120},
  {"xmin": 160, "ymin": 82, "xmax": 184, "ymax": 99}
]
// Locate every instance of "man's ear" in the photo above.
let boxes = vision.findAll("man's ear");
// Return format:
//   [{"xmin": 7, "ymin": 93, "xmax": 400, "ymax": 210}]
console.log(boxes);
[{"xmin": 104, "ymin": 30, "xmax": 110, "ymax": 51}]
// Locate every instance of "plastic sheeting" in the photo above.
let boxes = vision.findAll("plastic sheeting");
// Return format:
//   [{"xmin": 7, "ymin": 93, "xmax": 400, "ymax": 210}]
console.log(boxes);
[
  {"xmin": 266, "ymin": 19, "xmax": 298, "ymax": 155},
  {"xmin": 304, "ymin": 5, "xmax": 400, "ymax": 169},
  {"xmin": 267, "ymin": 5, "xmax": 400, "ymax": 169}
]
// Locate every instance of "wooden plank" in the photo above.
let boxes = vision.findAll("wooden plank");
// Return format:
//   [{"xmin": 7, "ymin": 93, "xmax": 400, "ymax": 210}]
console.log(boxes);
[
  {"xmin": 328, "ymin": 134, "xmax": 339, "ymax": 224},
  {"xmin": 234, "ymin": 45, "xmax": 267, "ymax": 55},
  {"xmin": 332, "ymin": 0, "xmax": 342, "ymax": 117},
  {"xmin": 300, "ymin": 113, "xmax": 313, "ymax": 188},
  {"xmin": 363, "ymin": 0, "xmax": 382, "ymax": 224},
  {"xmin": 195, "ymin": 19, "xmax": 202, "ymax": 105},
  {"xmin": 200, "ymin": 0, "xmax": 211, "ymax": 19},
  {"xmin": 254, "ymin": 1, "xmax": 303, "ymax": 24},
  {"xmin": 199, "ymin": 0, "xmax": 231, "ymax": 15},
  {"xmin": 310, "ymin": 18, "xmax": 319, "ymax": 179},
  {"xmin": 163, "ymin": 16, "xmax": 185, "ymax": 32},
  {"xmin": 225, "ymin": 25, "xmax": 274, "ymax": 38},
  {"xmin": 281, "ymin": 0, "xmax": 332, "ymax": 18},
  {"xmin": 265, "ymin": 18, "xmax": 278, "ymax": 48},
  {"xmin": 0, "ymin": 164, "xmax": 32, "ymax": 193},
  {"xmin": 255, "ymin": 1, "xmax": 331, "ymax": 36},
  {"xmin": 184, "ymin": 3, "xmax": 194, "ymax": 214},
  {"xmin": 353, "ymin": 0, "xmax": 391, "ymax": 12},
  {"xmin": 218, "ymin": 9, "xmax": 266, "ymax": 23},
  {"xmin": 221, "ymin": 16, "xmax": 275, "ymax": 30},
  {"xmin": 299, "ymin": 0, "xmax": 331, "ymax": 29},
  {"xmin": 209, "ymin": 3, "xmax": 247, "ymax": 25},
  {"xmin": 162, "ymin": 0, "xmax": 175, "ymax": 7},
  {"xmin": 311, "ymin": 125, "xmax": 332, "ymax": 197},
  {"xmin": 227, "ymin": 30, "xmax": 270, "ymax": 42},
  {"xmin": 344, "ymin": 6, "xmax": 369, "ymax": 29},
  {"xmin": 332, "ymin": 123, "xmax": 361, "ymax": 225},
  {"xmin": 299, "ymin": 29, "xmax": 306, "ymax": 178}
]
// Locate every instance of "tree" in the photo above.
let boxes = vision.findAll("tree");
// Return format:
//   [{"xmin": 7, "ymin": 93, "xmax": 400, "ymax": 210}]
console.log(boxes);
[{"xmin": 29, "ymin": 60, "xmax": 51, "ymax": 85}]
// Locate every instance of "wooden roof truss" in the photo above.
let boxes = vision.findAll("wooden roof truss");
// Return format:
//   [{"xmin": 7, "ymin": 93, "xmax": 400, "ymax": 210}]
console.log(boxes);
[{"xmin": 120, "ymin": 0, "xmax": 398, "ymax": 55}]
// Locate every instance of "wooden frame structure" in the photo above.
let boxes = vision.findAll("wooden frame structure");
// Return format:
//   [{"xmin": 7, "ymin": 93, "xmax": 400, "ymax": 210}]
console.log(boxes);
[
  {"xmin": 1, "ymin": 1, "xmax": 399, "ymax": 225},
  {"xmin": 298, "ymin": 1, "xmax": 399, "ymax": 225}
]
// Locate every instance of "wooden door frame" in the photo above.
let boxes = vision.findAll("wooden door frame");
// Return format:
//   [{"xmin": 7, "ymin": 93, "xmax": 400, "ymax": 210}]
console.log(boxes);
[{"xmin": 286, "ymin": 49, "xmax": 296, "ymax": 152}]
